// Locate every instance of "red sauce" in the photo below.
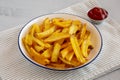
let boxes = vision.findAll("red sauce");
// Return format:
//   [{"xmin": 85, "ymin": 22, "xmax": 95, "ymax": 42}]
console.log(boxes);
[{"xmin": 87, "ymin": 7, "xmax": 108, "ymax": 20}]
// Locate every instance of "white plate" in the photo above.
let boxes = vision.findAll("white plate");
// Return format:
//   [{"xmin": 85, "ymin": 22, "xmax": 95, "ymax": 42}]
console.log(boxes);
[{"xmin": 18, "ymin": 13, "xmax": 102, "ymax": 71}]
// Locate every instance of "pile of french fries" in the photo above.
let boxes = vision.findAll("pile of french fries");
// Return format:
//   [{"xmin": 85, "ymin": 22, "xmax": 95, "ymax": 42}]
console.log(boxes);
[{"xmin": 22, "ymin": 17, "xmax": 93, "ymax": 70}]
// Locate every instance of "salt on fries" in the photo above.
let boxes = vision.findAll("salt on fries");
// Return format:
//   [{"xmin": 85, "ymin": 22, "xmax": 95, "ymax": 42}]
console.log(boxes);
[{"xmin": 22, "ymin": 17, "xmax": 93, "ymax": 70}]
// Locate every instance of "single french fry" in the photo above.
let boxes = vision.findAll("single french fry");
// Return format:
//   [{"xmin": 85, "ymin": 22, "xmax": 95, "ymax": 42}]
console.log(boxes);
[
  {"xmin": 36, "ymin": 26, "xmax": 55, "ymax": 39},
  {"xmin": 47, "ymin": 63, "xmax": 66, "ymax": 70},
  {"xmin": 65, "ymin": 51, "xmax": 74, "ymax": 61},
  {"xmin": 61, "ymin": 49, "xmax": 69, "ymax": 59},
  {"xmin": 34, "ymin": 45, "xmax": 44, "ymax": 52},
  {"xmin": 70, "ymin": 56, "xmax": 81, "ymax": 66},
  {"xmin": 43, "ymin": 18, "xmax": 51, "ymax": 31},
  {"xmin": 62, "ymin": 28, "xmax": 69, "ymax": 33},
  {"xmin": 61, "ymin": 46, "xmax": 73, "ymax": 58},
  {"xmin": 22, "ymin": 38, "xmax": 31, "ymax": 53},
  {"xmin": 29, "ymin": 25, "xmax": 35, "ymax": 37},
  {"xmin": 44, "ymin": 43, "xmax": 52, "ymax": 48},
  {"xmin": 52, "ymin": 18, "xmax": 64, "ymax": 23},
  {"xmin": 32, "ymin": 23, "xmax": 40, "ymax": 33},
  {"xmin": 78, "ymin": 31, "xmax": 89, "ymax": 46},
  {"xmin": 54, "ymin": 63, "xmax": 65, "ymax": 69},
  {"xmin": 53, "ymin": 18, "xmax": 72, "ymax": 27},
  {"xmin": 72, "ymin": 20, "xmax": 81, "ymax": 28},
  {"xmin": 78, "ymin": 39, "xmax": 84, "ymax": 46},
  {"xmin": 81, "ymin": 40, "xmax": 88, "ymax": 58},
  {"xmin": 80, "ymin": 23, "xmax": 87, "ymax": 39},
  {"xmin": 77, "ymin": 24, "xmax": 88, "ymax": 46},
  {"xmin": 24, "ymin": 34, "xmax": 33, "ymax": 45},
  {"xmin": 59, "ymin": 57, "xmax": 78, "ymax": 66},
  {"xmin": 33, "ymin": 37, "xmax": 45, "ymax": 47},
  {"xmin": 44, "ymin": 32, "xmax": 70, "ymax": 42},
  {"xmin": 59, "ymin": 57, "xmax": 72, "ymax": 65},
  {"xmin": 50, "ymin": 63, "xmax": 65, "ymax": 67},
  {"xmin": 54, "ymin": 28, "xmax": 69, "ymax": 45},
  {"xmin": 61, "ymin": 42, "xmax": 70, "ymax": 49},
  {"xmin": 70, "ymin": 36, "xmax": 86, "ymax": 63},
  {"xmin": 39, "ymin": 23, "xmax": 44, "ymax": 32},
  {"xmin": 30, "ymin": 47, "xmax": 41, "ymax": 57},
  {"xmin": 51, "ymin": 43, "xmax": 61, "ymax": 62},
  {"xmin": 69, "ymin": 24, "xmax": 79, "ymax": 35},
  {"xmin": 41, "ymin": 49, "xmax": 51, "ymax": 59}
]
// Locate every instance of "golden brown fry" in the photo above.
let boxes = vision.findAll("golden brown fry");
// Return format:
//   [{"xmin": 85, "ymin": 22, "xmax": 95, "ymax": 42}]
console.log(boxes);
[
  {"xmin": 80, "ymin": 23, "xmax": 87, "ymax": 39},
  {"xmin": 61, "ymin": 42, "xmax": 71, "ymax": 49},
  {"xmin": 54, "ymin": 28, "xmax": 69, "ymax": 45},
  {"xmin": 52, "ymin": 18, "xmax": 64, "ymax": 22},
  {"xmin": 61, "ymin": 46, "xmax": 73, "ymax": 58},
  {"xmin": 62, "ymin": 28, "xmax": 69, "ymax": 33},
  {"xmin": 41, "ymin": 49, "xmax": 51, "ymax": 59},
  {"xmin": 22, "ymin": 38, "xmax": 31, "ymax": 53},
  {"xmin": 55, "ymin": 39, "xmax": 64, "ymax": 45},
  {"xmin": 81, "ymin": 40, "xmax": 88, "ymax": 58},
  {"xmin": 30, "ymin": 47, "xmax": 41, "ymax": 57},
  {"xmin": 29, "ymin": 25, "xmax": 35, "ymax": 36},
  {"xmin": 35, "ymin": 26, "xmax": 55, "ymax": 39},
  {"xmin": 69, "ymin": 24, "xmax": 79, "ymax": 35},
  {"xmin": 77, "ymin": 24, "xmax": 88, "ymax": 46},
  {"xmin": 65, "ymin": 51, "xmax": 74, "ymax": 61},
  {"xmin": 59, "ymin": 57, "xmax": 79, "ymax": 66},
  {"xmin": 53, "ymin": 18, "xmax": 72, "ymax": 27},
  {"xmin": 72, "ymin": 20, "xmax": 81, "ymax": 27},
  {"xmin": 32, "ymin": 23, "xmax": 40, "ymax": 33},
  {"xmin": 47, "ymin": 63, "xmax": 66, "ymax": 70},
  {"xmin": 44, "ymin": 32, "xmax": 70, "ymax": 42},
  {"xmin": 39, "ymin": 23, "xmax": 44, "ymax": 32},
  {"xmin": 44, "ymin": 43, "xmax": 52, "ymax": 48},
  {"xmin": 24, "ymin": 34, "xmax": 33, "ymax": 45},
  {"xmin": 43, "ymin": 18, "xmax": 51, "ymax": 31},
  {"xmin": 33, "ymin": 37, "xmax": 45, "ymax": 47},
  {"xmin": 78, "ymin": 31, "xmax": 89, "ymax": 46},
  {"xmin": 51, "ymin": 43, "xmax": 61, "ymax": 62},
  {"xmin": 59, "ymin": 57, "xmax": 72, "ymax": 65},
  {"xmin": 34, "ymin": 45, "xmax": 44, "ymax": 52},
  {"xmin": 70, "ymin": 56, "xmax": 81, "ymax": 66}
]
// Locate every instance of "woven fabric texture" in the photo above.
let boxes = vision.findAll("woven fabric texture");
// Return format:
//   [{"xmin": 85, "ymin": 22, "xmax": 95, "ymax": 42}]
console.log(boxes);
[{"xmin": 0, "ymin": 0, "xmax": 120, "ymax": 80}]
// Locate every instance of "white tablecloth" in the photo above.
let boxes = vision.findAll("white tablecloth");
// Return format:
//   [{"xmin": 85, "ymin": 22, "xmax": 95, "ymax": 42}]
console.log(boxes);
[{"xmin": 0, "ymin": 0, "xmax": 120, "ymax": 80}]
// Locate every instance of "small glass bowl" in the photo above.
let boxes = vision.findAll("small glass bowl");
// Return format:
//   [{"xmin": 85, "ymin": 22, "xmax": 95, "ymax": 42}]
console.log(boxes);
[
  {"xmin": 89, "ymin": 18, "xmax": 105, "ymax": 24},
  {"xmin": 87, "ymin": 7, "xmax": 108, "ymax": 24}
]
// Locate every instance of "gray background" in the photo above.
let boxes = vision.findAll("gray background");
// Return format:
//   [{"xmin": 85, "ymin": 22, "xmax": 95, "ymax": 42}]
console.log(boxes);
[{"xmin": 0, "ymin": 0, "xmax": 120, "ymax": 80}]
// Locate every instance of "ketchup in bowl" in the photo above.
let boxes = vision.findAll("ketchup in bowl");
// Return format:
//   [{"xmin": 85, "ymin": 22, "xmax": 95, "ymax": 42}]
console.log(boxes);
[{"xmin": 87, "ymin": 7, "xmax": 108, "ymax": 24}]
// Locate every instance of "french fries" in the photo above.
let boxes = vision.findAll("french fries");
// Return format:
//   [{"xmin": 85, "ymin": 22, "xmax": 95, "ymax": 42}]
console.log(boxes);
[{"xmin": 22, "ymin": 17, "xmax": 94, "ymax": 70}]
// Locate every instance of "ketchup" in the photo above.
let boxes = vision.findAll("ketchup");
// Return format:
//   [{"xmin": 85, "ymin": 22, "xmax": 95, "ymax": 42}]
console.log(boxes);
[{"xmin": 87, "ymin": 7, "xmax": 108, "ymax": 20}]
